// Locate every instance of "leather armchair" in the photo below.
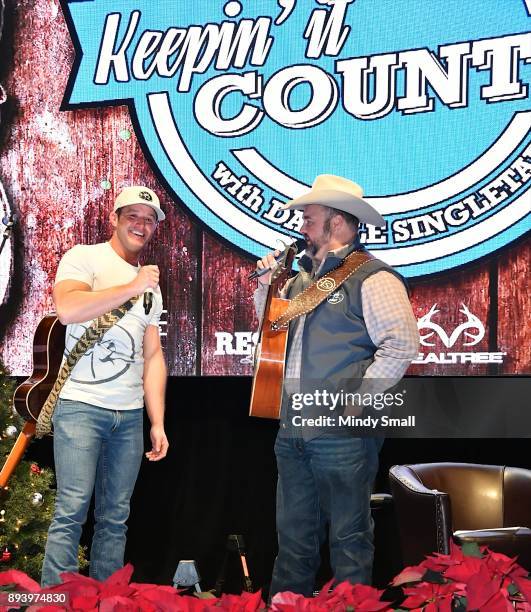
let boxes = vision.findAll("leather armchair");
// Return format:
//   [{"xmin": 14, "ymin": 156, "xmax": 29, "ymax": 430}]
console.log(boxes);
[{"xmin": 389, "ymin": 463, "xmax": 531, "ymax": 570}]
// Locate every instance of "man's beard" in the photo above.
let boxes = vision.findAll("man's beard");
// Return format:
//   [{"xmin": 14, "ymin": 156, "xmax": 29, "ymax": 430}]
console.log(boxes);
[{"xmin": 305, "ymin": 238, "xmax": 317, "ymax": 256}]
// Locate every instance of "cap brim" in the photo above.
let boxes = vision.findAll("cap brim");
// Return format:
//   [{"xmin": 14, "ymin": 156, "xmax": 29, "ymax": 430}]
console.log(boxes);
[
  {"xmin": 149, "ymin": 205, "xmax": 165, "ymax": 221},
  {"xmin": 115, "ymin": 201, "xmax": 165, "ymax": 221},
  {"xmin": 283, "ymin": 189, "xmax": 385, "ymax": 227}
]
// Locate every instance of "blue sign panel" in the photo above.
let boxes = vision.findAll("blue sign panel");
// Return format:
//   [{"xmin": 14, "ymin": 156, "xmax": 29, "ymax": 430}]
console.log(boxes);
[{"xmin": 62, "ymin": 0, "xmax": 531, "ymax": 276}]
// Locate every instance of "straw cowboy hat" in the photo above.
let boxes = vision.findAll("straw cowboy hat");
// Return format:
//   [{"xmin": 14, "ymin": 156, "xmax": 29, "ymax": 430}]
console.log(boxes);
[{"xmin": 283, "ymin": 174, "xmax": 385, "ymax": 227}]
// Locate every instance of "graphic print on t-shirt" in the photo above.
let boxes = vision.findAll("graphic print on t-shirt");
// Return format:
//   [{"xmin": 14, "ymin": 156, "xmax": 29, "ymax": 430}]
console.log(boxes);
[{"xmin": 68, "ymin": 323, "xmax": 136, "ymax": 385}]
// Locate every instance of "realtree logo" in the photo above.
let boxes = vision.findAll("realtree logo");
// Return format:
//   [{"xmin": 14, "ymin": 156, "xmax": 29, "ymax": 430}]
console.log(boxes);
[
  {"xmin": 62, "ymin": 0, "xmax": 531, "ymax": 276},
  {"xmin": 214, "ymin": 302, "xmax": 507, "ymax": 366},
  {"xmin": 418, "ymin": 304, "xmax": 484, "ymax": 348},
  {"xmin": 413, "ymin": 304, "xmax": 506, "ymax": 365}
]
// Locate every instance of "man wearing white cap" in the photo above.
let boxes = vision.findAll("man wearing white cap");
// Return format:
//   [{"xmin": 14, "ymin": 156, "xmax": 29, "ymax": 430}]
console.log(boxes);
[
  {"xmin": 41, "ymin": 186, "xmax": 169, "ymax": 586},
  {"xmin": 254, "ymin": 175, "xmax": 419, "ymax": 597}
]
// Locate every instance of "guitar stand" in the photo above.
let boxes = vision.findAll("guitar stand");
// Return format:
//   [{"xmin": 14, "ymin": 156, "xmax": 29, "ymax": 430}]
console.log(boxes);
[{"xmin": 214, "ymin": 534, "xmax": 254, "ymax": 596}]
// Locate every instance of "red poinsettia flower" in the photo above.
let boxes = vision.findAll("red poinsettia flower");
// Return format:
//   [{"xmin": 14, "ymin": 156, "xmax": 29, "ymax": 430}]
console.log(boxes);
[
  {"xmin": 420, "ymin": 540, "xmax": 467, "ymax": 574},
  {"xmin": 465, "ymin": 563, "xmax": 505, "ymax": 610},
  {"xmin": 484, "ymin": 550, "xmax": 529, "ymax": 582},
  {"xmin": 402, "ymin": 580, "xmax": 465, "ymax": 611},
  {"xmin": 271, "ymin": 580, "xmax": 389, "ymax": 611},
  {"xmin": 0, "ymin": 545, "xmax": 528, "ymax": 612},
  {"xmin": 217, "ymin": 590, "xmax": 265, "ymax": 611},
  {"xmin": 130, "ymin": 582, "xmax": 202, "ymax": 611},
  {"xmin": 391, "ymin": 564, "xmax": 426, "ymax": 586},
  {"xmin": 0, "ymin": 568, "xmax": 40, "ymax": 592},
  {"xmin": 472, "ymin": 589, "xmax": 516, "ymax": 612},
  {"xmin": 0, "ymin": 569, "xmax": 42, "ymax": 611},
  {"xmin": 270, "ymin": 590, "xmax": 326, "ymax": 611},
  {"xmin": 443, "ymin": 555, "xmax": 484, "ymax": 582},
  {"xmin": 30, "ymin": 564, "xmax": 216, "ymax": 611},
  {"xmin": 319, "ymin": 581, "xmax": 390, "ymax": 611}
]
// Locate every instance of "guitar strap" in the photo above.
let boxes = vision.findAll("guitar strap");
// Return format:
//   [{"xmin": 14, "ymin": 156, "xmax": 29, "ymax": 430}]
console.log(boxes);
[
  {"xmin": 35, "ymin": 296, "xmax": 139, "ymax": 438},
  {"xmin": 270, "ymin": 250, "xmax": 374, "ymax": 331}
]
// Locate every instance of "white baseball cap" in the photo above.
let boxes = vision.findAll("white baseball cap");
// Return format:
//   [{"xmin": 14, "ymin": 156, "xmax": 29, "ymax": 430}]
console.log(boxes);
[{"xmin": 114, "ymin": 186, "xmax": 165, "ymax": 221}]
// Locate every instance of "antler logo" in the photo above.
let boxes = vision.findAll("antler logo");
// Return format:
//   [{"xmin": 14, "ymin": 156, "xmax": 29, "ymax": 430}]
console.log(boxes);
[{"xmin": 418, "ymin": 304, "xmax": 485, "ymax": 348}]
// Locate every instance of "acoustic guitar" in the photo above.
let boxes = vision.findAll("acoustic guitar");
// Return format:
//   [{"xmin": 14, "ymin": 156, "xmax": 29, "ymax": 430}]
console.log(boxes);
[
  {"xmin": 249, "ymin": 242, "xmax": 297, "ymax": 419},
  {"xmin": 0, "ymin": 314, "xmax": 65, "ymax": 487}
]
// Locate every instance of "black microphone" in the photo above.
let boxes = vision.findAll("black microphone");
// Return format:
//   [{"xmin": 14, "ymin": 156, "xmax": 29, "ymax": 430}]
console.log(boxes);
[
  {"xmin": 143, "ymin": 290, "xmax": 153, "ymax": 315},
  {"xmin": 248, "ymin": 237, "xmax": 306, "ymax": 280}
]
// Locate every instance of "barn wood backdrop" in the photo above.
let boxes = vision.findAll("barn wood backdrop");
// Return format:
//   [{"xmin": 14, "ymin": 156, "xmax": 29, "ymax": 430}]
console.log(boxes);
[
  {"xmin": 0, "ymin": 0, "xmax": 529, "ymax": 378},
  {"xmin": 0, "ymin": 0, "xmax": 530, "ymax": 593}
]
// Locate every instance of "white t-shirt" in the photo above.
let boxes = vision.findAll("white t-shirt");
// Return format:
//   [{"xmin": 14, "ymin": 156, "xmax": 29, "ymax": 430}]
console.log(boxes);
[{"xmin": 55, "ymin": 242, "xmax": 163, "ymax": 410}]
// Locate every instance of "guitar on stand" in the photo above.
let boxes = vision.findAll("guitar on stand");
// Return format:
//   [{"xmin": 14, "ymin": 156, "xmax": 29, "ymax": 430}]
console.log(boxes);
[
  {"xmin": 0, "ymin": 315, "xmax": 65, "ymax": 487},
  {"xmin": 249, "ymin": 240, "xmax": 300, "ymax": 420}
]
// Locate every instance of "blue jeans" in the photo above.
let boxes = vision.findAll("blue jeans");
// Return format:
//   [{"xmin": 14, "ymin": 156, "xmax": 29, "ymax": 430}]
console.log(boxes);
[
  {"xmin": 269, "ymin": 435, "xmax": 380, "ymax": 597},
  {"xmin": 41, "ymin": 399, "xmax": 144, "ymax": 587}
]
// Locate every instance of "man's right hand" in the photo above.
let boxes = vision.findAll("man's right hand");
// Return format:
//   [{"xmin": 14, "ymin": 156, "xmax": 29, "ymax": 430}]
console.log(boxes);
[
  {"xmin": 256, "ymin": 250, "xmax": 280, "ymax": 286},
  {"xmin": 54, "ymin": 265, "xmax": 160, "ymax": 325},
  {"xmin": 131, "ymin": 265, "xmax": 160, "ymax": 294}
]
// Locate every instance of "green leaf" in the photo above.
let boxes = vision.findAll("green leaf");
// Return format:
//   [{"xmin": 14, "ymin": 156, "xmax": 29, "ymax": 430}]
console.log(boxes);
[
  {"xmin": 461, "ymin": 542, "xmax": 482, "ymax": 557},
  {"xmin": 423, "ymin": 568, "xmax": 445, "ymax": 584},
  {"xmin": 193, "ymin": 591, "xmax": 218, "ymax": 599},
  {"xmin": 508, "ymin": 583, "xmax": 520, "ymax": 596}
]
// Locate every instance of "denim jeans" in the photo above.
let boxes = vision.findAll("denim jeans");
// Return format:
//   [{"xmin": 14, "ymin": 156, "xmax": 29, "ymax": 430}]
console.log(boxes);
[
  {"xmin": 41, "ymin": 399, "xmax": 144, "ymax": 587},
  {"xmin": 269, "ymin": 434, "xmax": 380, "ymax": 597}
]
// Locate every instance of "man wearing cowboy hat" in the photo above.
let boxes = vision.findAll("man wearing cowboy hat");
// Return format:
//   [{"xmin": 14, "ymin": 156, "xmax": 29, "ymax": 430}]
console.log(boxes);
[
  {"xmin": 41, "ymin": 186, "xmax": 169, "ymax": 586},
  {"xmin": 254, "ymin": 174, "xmax": 419, "ymax": 597}
]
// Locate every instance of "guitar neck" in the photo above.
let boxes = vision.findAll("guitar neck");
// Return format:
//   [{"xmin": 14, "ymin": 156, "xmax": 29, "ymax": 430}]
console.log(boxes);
[{"xmin": 0, "ymin": 422, "xmax": 36, "ymax": 488}]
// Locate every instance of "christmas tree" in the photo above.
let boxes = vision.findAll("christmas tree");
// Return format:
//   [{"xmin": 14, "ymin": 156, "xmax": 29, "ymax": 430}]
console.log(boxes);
[{"xmin": 0, "ymin": 359, "xmax": 87, "ymax": 580}]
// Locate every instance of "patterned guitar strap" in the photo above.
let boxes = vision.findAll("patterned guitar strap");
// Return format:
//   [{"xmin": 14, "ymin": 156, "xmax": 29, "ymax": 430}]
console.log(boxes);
[
  {"xmin": 270, "ymin": 250, "xmax": 374, "ymax": 331},
  {"xmin": 35, "ymin": 296, "xmax": 139, "ymax": 438}
]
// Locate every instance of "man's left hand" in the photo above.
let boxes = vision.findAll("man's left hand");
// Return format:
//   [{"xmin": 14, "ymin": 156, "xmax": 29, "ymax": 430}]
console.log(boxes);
[
  {"xmin": 145, "ymin": 424, "xmax": 169, "ymax": 461},
  {"xmin": 342, "ymin": 402, "xmax": 363, "ymax": 419}
]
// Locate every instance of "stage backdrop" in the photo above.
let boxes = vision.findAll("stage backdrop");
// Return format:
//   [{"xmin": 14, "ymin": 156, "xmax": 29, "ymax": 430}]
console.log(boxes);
[{"xmin": 0, "ymin": 0, "xmax": 529, "ymax": 376}]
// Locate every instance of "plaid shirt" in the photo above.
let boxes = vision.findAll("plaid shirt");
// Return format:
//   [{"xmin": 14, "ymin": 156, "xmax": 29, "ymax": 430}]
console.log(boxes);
[{"xmin": 254, "ymin": 245, "xmax": 419, "ymax": 396}]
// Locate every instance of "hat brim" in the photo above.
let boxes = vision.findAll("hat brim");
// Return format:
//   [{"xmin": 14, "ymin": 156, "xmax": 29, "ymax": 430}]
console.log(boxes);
[
  {"xmin": 115, "ymin": 201, "xmax": 165, "ymax": 221},
  {"xmin": 283, "ymin": 189, "xmax": 385, "ymax": 227},
  {"xmin": 145, "ymin": 203, "xmax": 165, "ymax": 221}
]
